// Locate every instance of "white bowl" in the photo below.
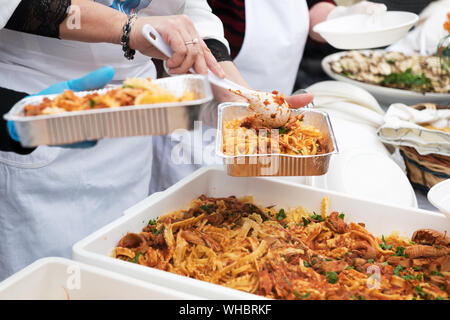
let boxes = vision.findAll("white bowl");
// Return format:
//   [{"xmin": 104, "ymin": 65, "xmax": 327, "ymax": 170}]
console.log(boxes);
[
  {"xmin": 428, "ymin": 179, "xmax": 450, "ymax": 217},
  {"xmin": 313, "ymin": 11, "xmax": 418, "ymax": 50}
]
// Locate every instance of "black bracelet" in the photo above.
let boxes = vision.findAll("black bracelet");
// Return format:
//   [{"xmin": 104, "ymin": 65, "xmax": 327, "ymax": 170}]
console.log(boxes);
[{"xmin": 121, "ymin": 13, "xmax": 138, "ymax": 60}]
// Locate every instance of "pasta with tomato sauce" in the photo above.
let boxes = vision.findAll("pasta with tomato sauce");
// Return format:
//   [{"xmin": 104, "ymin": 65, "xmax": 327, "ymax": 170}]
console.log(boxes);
[
  {"xmin": 23, "ymin": 78, "xmax": 195, "ymax": 116},
  {"xmin": 113, "ymin": 195, "xmax": 449, "ymax": 300}
]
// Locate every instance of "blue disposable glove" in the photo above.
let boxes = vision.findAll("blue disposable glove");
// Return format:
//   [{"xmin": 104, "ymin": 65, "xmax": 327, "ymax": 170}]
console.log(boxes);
[{"xmin": 8, "ymin": 66, "xmax": 115, "ymax": 148}]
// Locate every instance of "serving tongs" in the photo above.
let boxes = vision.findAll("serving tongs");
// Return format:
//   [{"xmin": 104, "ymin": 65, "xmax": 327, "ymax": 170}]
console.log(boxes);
[{"xmin": 141, "ymin": 24, "xmax": 292, "ymax": 128}]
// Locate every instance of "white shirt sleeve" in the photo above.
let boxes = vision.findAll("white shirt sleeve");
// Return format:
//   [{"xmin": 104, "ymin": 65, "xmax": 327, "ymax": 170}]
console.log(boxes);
[
  {"xmin": 183, "ymin": 0, "xmax": 230, "ymax": 53},
  {"xmin": 0, "ymin": 0, "xmax": 21, "ymax": 29}
]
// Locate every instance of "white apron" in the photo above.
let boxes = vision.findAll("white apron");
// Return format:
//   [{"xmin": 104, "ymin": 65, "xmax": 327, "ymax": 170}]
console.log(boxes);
[
  {"xmin": 233, "ymin": 0, "xmax": 309, "ymax": 96},
  {"xmin": 0, "ymin": 0, "xmax": 185, "ymax": 280},
  {"xmin": 151, "ymin": 0, "xmax": 310, "ymax": 192}
]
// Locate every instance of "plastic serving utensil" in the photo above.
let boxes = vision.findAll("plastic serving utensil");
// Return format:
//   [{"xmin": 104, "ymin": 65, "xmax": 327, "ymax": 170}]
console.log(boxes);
[{"xmin": 142, "ymin": 24, "xmax": 291, "ymax": 128}]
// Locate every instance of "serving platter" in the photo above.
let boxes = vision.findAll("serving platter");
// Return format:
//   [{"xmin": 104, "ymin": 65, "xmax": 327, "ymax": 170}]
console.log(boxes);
[
  {"xmin": 73, "ymin": 167, "xmax": 449, "ymax": 300},
  {"xmin": 322, "ymin": 51, "xmax": 450, "ymax": 106}
]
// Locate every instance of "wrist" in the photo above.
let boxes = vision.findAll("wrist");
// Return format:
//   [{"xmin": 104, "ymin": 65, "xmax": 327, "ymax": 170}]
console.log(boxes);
[{"xmin": 112, "ymin": 12, "xmax": 128, "ymax": 45}]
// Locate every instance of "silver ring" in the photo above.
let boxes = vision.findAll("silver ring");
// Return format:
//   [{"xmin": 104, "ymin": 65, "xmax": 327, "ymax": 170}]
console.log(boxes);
[{"xmin": 185, "ymin": 38, "xmax": 199, "ymax": 45}]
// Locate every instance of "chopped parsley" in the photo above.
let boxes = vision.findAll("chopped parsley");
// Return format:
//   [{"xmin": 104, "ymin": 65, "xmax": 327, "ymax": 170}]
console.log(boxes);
[
  {"xmin": 385, "ymin": 58, "xmax": 396, "ymax": 64},
  {"xmin": 278, "ymin": 126, "xmax": 288, "ymax": 134},
  {"xmin": 326, "ymin": 271, "xmax": 338, "ymax": 284},
  {"xmin": 380, "ymin": 235, "xmax": 393, "ymax": 250},
  {"xmin": 382, "ymin": 262, "xmax": 389, "ymax": 266},
  {"xmin": 412, "ymin": 265, "xmax": 421, "ymax": 271},
  {"xmin": 303, "ymin": 261, "xmax": 311, "ymax": 268},
  {"xmin": 122, "ymin": 84, "xmax": 134, "ymax": 88},
  {"xmin": 338, "ymin": 213, "xmax": 345, "ymax": 219},
  {"xmin": 401, "ymin": 274, "xmax": 416, "ymax": 281},
  {"xmin": 293, "ymin": 291, "xmax": 311, "ymax": 300},
  {"xmin": 301, "ymin": 217, "xmax": 310, "ymax": 227},
  {"xmin": 394, "ymin": 246, "xmax": 408, "ymax": 258},
  {"xmin": 148, "ymin": 219, "xmax": 157, "ymax": 226},
  {"xmin": 151, "ymin": 226, "xmax": 164, "ymax": 236},
  {"xmin": 128, "ymin": 252, "xmax": 142, "ymax": 263},
  {"xmin": 277, "ymin": 209, "xmax": 287, "ymax": 221},
  {"xmin": 415, "ymin": 285, "xmax": 428, "ymax": 299},
  {"xmin": 367, "ymin": 259, "xmax": 375, "ymax": 264},
  {"xmin": 346, "ymin": 266, "xmax": 355, "ymax": 270},
  {"xmin": 89, "ymin": 99, "xmax": 96, "ymax": 108},
  {"xmin": 381, "ymin": 68, "xmax": 432, "ymax": 92},
  {"xmin": 393, "ymin": 265, "xmax": 404, "ymax": 276},
  {"xmin": 200, "ymin": 204, "xmax": 213, "ymax": 213},
  {"xmin": 430, "ymin": 270, "xmax": 444, "ymax": 277},
  {"xmin": 310, "ymin": 212, "xmax": 325, "ymax": 222}
]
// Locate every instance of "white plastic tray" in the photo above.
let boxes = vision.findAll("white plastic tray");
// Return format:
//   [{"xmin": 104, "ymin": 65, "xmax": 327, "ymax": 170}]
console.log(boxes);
[
  {"xmin": 73, "ymin": 167, "xmax": 450, "ymax": 299},
  {"xmin": 0, "ymin": 257, "xmax": 200, "ymax": 300}
]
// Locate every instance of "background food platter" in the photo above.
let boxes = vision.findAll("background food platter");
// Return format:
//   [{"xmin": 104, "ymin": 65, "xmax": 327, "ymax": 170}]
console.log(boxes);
[{"xmin": 322, "ymin": 51, "xmax": 450, "ymax": 106}]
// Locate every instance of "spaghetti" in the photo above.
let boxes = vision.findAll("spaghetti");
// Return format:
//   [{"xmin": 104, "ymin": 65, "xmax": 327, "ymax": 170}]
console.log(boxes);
[
  {"xmin": 222, "ymin": 114, "xmax": 325, "ymax": 156},
  {"xmin": 113, "ymin": 195, "xmax": 450, "ymax": 300},
  {"xmin": 23, "ymin": 78, "xmax": 195, "ymax": 116}
]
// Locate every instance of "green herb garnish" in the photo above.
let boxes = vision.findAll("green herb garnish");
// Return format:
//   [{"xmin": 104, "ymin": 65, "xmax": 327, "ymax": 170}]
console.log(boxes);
[
  {"xmin": 128, "ymin": 252, "xmax": 142, "ymax": 263},
  {"xmin": 293, "ymin": 291, "xmax": 311, "ymax": 300},
  {"xmin": 381, "ymin": 68, "xmax": 432, "ymax": 92},
  {"xmin": 277, "ymin": 209, "xmax": 287, "ymax": 221},
  {"xmin": 326, "ymin": 271, "xmax": 338, "ymax": 284},
  {"xmin": 278, "ymin": 126, "xmax": 288, "ymax": 134},
  {"xmin": 380, "ymin": 235, "xmax": 393, "ymax": 250},
  {"xmin": 394, "ymin": 265, "xmax": 404, "ymax": 276},
  {"xmin": 200, "ymin": 204, "xmax": 213, "ymax": 213},
  {"xmin": 310, "ymin": 212, "xmax": 325, "ymax": 222},
  {"xmin": 394, "ymin": 246, "xmax": 408, "ymax": 258}
]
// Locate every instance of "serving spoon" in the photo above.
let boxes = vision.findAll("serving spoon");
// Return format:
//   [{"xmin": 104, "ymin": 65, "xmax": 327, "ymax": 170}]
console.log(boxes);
[{"xmin": 142, "ymin": 24, "xmax": 291, "ymax": 128}]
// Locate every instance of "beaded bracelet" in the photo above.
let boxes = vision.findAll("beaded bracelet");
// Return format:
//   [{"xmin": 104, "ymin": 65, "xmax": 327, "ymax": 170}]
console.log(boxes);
[{"xmin": 121, "ymin": 13, "xmax": 138, "ymax": 60}]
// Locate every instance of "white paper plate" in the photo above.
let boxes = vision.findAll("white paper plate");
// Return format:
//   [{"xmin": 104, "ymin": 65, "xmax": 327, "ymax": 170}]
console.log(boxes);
[
  {"xmin": 322, "ymin": 51, "xmax": 450, "ymax": 106},
  {"xmin": 428, "ymin": 179, "xmax": 450, "ymax": 217},
  {"xmin": 313, "ymin": 11, "xmax": 418, "ymax": 50}
]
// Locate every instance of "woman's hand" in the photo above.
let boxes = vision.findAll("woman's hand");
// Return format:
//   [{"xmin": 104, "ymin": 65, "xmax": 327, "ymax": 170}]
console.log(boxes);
[
  {"xmin": 286, "ymin": 93, "xmax": 314, "ymax": 109},
  {"xmin": 130, "ymin": 15, "xmax": 225, "ymax": 78}
]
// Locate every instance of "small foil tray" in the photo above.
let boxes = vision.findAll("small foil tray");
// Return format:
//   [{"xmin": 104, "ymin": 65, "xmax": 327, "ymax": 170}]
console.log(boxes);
[
  {"xmin": 216, "ymin": 102, "xmax": 339, "ymax": 177},
  {"xmin": 4, "ymin": 75, "xmax": 213, "ymax": 147}
]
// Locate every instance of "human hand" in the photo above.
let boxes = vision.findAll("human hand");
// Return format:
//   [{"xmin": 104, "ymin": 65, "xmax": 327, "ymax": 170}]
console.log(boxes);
[
  {"xmin": 130, "ymin": 15, "xmax": 225, "ymax": 78},
  {"xmin": 327, "ymin": 1, "xmax": 387, "ymax": 20},
  {"xmin": 286, "ymin": 92, "xmax": 314, "ymax": 109},
  {"xmin": 8, "ymin": 66, "xmax": 115, "ymax": 148}
]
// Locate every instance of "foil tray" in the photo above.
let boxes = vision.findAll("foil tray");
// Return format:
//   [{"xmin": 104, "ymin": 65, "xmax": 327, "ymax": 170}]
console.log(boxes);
[
  {"xmin": 216, "ymin": 102, "xmax": 339, "ymax": 177},
  {"xmin": 4, "ymin": 75, "xmax": 213, "ymax": 147}
]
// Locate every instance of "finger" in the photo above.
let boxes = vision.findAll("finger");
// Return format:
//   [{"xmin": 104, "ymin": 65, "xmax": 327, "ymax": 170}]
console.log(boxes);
[
  {"xmin": 192, "ymin": 43, "xmax": 208, "ymax": 75},
  {"xmin": 168, "ymin": 28, "xmax": 199, "ymax": 74},
  {"xmin": 200, "ymin": 41, "xmax": 225, "ymax": 78},
  {"xmin": 165, "ymin": 30, "xmax": 188, "ymax": 69},
  {"xmin": 285, "ymin": 93, "xmax": 314, "ymax": 109}
]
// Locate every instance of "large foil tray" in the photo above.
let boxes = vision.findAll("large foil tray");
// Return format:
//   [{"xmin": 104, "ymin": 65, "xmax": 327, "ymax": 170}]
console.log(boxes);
[
  {"xmin": 216, "ymin": 103, "xmax": 339, "ymax": 176},
  {"xmin": 4, "ymin": 75, "xmax": 213, "ymax": 147}
]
